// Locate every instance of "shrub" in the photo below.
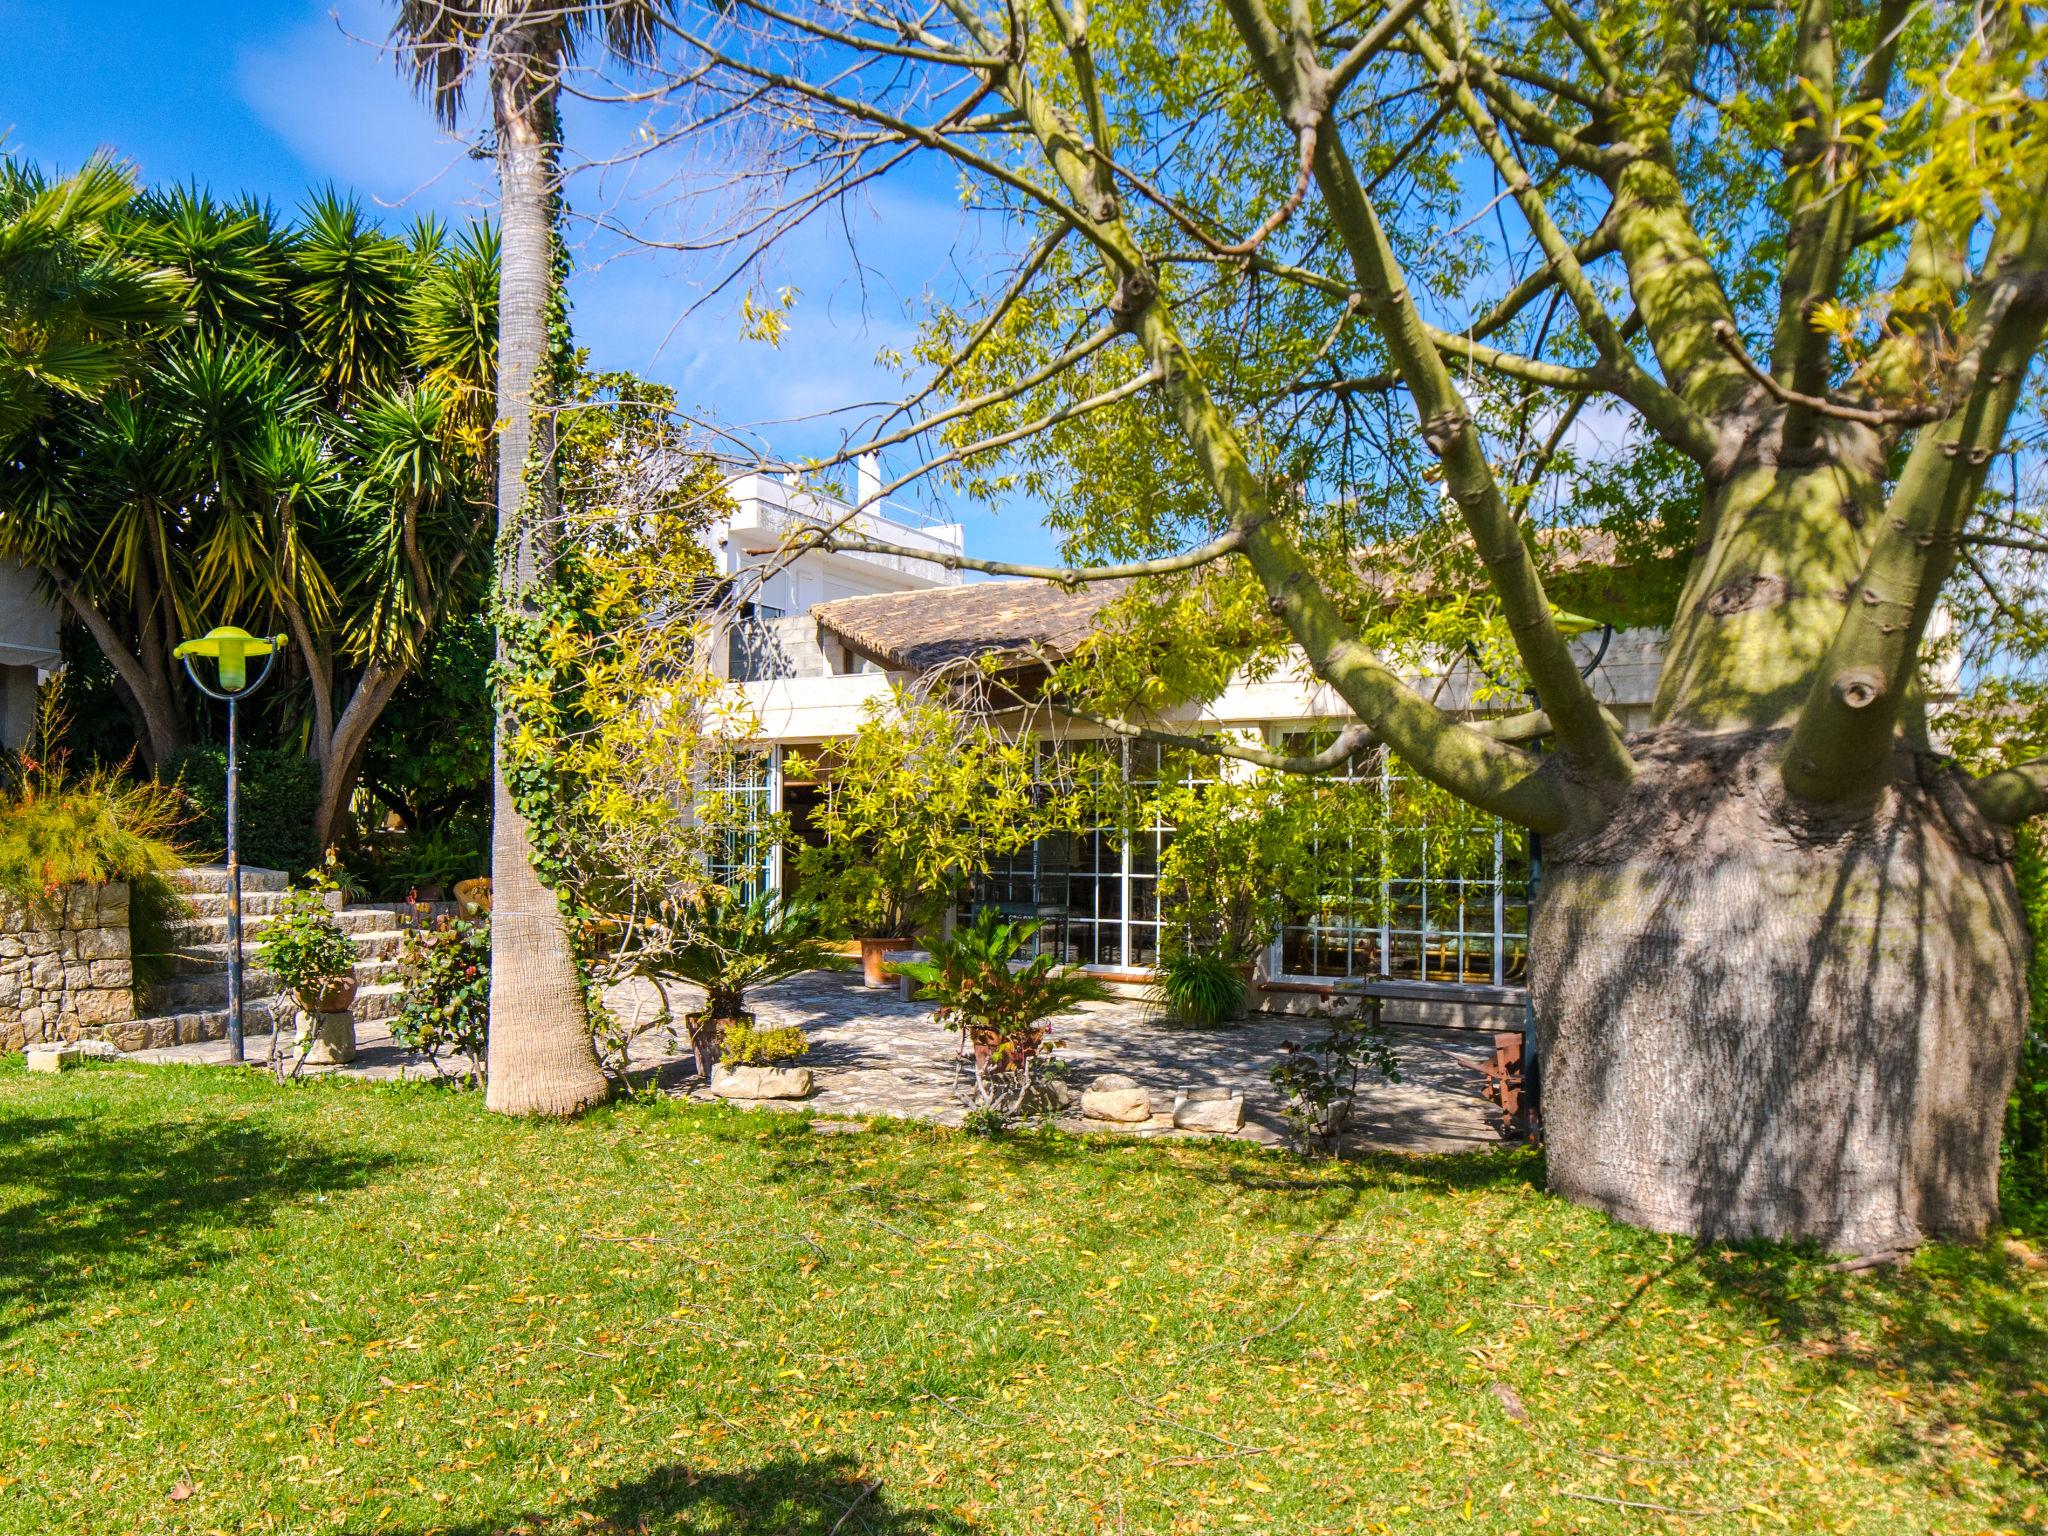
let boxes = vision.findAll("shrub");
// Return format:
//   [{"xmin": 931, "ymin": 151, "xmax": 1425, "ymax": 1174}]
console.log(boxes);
[
  {"xmin": 654, "ymin": 889, "xmax": 847, "ymax": 1077},
  {"xmin": 1270, "ymin": 1006, "xmax": 1399, "ymax": 1154},
  {"xmin": 1149, "ymin": 949, "xmax": 1246, "ymax": 1028},
  {"xmin": 0, "ymin": 766, "xmax": 188, "ymax": 902},
  {"xmin": 392, "ymin": 915, "xmax": 489, "ymax": 1083},
  {"xmin": 718, "ymin": 1019, "xmax": 808, "ymax": 1067},
  {"xmin": 162, "ymin": 745, "xmax": 321, "ymax": 874}
]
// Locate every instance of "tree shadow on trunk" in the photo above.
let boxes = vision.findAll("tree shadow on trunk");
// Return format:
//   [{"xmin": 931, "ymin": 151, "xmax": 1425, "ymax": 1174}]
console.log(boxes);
[
  {"xmin": 0, "ymin": 1107, "xmax": 394, "ymax": 1341},
  {"xmin": 341, "ymin": 1455, "xmax": 969, "ymax": 1534}
]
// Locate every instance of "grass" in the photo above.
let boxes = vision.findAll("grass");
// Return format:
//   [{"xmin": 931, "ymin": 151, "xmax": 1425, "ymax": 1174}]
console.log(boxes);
[{"xmin": 2, "ymin": 1064, "xmax": 2045, "ymax": 1536}]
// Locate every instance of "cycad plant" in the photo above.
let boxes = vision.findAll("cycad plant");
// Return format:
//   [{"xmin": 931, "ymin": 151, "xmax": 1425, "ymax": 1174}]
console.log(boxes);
[
  {"xmin": 894, "ymin": 908, "xmax": 1112, "ymax": 1120},
  {"xmin": 655, "ymin": 888, "xmax": 847, "ymax": 1077}
]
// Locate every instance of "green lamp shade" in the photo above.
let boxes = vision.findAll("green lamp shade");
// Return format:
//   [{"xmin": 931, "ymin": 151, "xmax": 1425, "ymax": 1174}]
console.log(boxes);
[
  {"xmin": 173, "ymin": 626, "xmax": 286, "ymax": 692},
  {"xmin": 1549, "ymin": 606, "xmax": 1603, "ymax": 638}
]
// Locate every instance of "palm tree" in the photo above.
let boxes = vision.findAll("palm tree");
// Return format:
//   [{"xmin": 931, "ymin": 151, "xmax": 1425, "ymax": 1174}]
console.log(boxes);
[{"xmin": 390, "ymin": 0, "xmax": 675, "ymax": 1117}]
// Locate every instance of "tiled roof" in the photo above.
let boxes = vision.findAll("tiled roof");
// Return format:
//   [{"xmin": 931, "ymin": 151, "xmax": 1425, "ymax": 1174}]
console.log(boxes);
[{"xmin": 811, "ymin": 579, "xmax": 1125, "ymax": 674}]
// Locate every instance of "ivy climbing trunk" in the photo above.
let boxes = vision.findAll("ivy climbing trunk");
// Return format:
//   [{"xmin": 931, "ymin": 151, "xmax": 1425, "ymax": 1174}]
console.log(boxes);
[{"xmin": 482, "ymin": 24, "xmax": 608, "ymax": 1118}]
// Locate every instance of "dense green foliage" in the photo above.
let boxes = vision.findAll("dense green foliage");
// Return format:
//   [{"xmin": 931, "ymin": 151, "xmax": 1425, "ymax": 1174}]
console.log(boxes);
[
  {"xmin": 0, "ymin": 163, "xmax": 500, "ymax": 853},
  {"xmin": 790, "ymin": 693, "xmax": 1110, "ymax": 938},
  {"xmin": 161, "ymin": 744, "xmax": 321, "ymax": 874},
  {"xmin": 0, "ymin": 156, "xmax": 183, "ymax": 448},
  {"xmin": 393, "ymin": 915, "xmax": 490, "ymax": 1082},
  {"xmin": 3, "ymin": 1064, "xmax": 2044, "ymax": 1533}
]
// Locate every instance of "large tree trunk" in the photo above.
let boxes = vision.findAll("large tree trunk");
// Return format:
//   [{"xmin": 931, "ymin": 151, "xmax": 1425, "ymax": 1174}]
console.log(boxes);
[
  {"xmin": 482, "ymin": 39, "xmax": 609, "ymax": 1118},
  {"xmin": 1532, "ymin": 727, "xmax": 2027, "ymax": 1255}
]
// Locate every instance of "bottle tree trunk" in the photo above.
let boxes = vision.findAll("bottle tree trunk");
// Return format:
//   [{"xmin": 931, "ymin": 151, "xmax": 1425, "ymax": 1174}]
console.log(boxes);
[
  {"xmin": 482, "ymin": 47, "xmax": 609, "ymax": 1118},
  {"xmin": 1531, "ymin": 734, "xmax": 2028, "ymax": 1257}
]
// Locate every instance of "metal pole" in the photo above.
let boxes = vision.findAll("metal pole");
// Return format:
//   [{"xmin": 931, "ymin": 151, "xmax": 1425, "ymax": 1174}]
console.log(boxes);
[{"xmin": 226, "ymin": 692, "xmax": 244, "ymax": 1062}]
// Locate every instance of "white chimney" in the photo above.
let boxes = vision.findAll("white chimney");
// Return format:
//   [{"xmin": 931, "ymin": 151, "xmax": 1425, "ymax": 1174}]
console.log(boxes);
[{"xmin": 856, "ymin": 452, "xmax": 882, "ymax": 510}]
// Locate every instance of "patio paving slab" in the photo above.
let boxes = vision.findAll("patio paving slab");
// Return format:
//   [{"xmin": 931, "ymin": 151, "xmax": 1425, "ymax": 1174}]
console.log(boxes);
[{"xmin": 126, "ymin": 969, "xmax": 1510, "ymax": 1155}]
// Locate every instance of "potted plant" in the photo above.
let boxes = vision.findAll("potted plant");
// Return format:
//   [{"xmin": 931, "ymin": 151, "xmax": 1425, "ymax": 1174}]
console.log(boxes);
[
  {"xmin": 787, "ymin": 691, "xmax": 1089, "ymax": 986},
  {"xmin": 255, "ymin": 877, "xmax": 361, "ymax": 1067},
  {"xmin": 652, "ymin": 888, "xmax": 847, "ymax": 1080},
  {"xmin": 894, "ymin": 907, "xmax": 1111, "ymax": 1122},
  {"xmin": 1149, "ymin": 947, "xmax": 1248, "ymax": 1027}
]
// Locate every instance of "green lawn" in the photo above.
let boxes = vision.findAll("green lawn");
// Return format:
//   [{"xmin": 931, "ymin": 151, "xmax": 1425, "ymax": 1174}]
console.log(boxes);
[{"xmin": 2, "ymin": 1062, "xmax": 2043, "ymax": 1535}]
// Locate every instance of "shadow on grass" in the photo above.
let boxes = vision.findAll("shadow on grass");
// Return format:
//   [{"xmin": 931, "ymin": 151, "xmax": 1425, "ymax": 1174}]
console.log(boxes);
[
  {"xmin": 1682, "ymin": 1242, "xmax": 2048, "ymax": 1489},
  {"xmin": 0, "ymin": 1107, "xmax": 393, "ymax": 1340},
  {"xmin": 348, "ymin": 1455, "xmax": 968, "ymax": 1535}
]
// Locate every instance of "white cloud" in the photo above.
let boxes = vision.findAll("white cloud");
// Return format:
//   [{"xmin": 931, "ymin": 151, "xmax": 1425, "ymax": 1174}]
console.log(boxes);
[{"xmin": 235, "ymin": 0, "xmax": 485, "ymax": 219}]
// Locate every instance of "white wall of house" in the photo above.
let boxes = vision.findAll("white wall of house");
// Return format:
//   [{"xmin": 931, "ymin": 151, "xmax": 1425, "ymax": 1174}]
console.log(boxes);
[{"xmin": 0, "ymin": 560, "xmax": 60, "ymax": 750}]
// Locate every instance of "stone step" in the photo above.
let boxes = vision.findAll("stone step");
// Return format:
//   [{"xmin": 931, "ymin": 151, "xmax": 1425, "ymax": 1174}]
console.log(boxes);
[
  {"xmin": 104, "ymin": 983, "xmax": 403, "ymax": 1053},
  {"xmin": 142, "ymin": 956, "xmax": 398, "ymax": 1014},
  {"xmin": 165, "ymin": 908, "xmax": 407, "ymax": 946},
  {"xmin": 168, "ymin": 865, "xmax": 291, "ymax": 896},
  {"xmin": 157, "ymin": 929, "xmax": 410, "ymax": 974}
]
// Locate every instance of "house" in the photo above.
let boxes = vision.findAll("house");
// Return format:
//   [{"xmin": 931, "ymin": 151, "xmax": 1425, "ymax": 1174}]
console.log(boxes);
[
  {"xmin": 707, "ymin": 471, "xmax": 1668, "ymax": 1030},
  {"xmin": 0, "ymin": 560, "xmax": 59, "ymax": 750}
]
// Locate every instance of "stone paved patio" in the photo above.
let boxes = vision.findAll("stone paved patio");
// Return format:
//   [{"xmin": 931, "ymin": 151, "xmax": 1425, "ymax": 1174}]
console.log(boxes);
[{"xmin": 128, "ymin": 969, "xmax": 1510, "ymax": 1154}]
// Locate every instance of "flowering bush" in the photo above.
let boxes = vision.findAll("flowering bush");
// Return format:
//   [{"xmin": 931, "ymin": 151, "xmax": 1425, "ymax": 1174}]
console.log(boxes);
[{"xmin": 393, "ymin": 915, "xmax": 489, "ymax": 1084}]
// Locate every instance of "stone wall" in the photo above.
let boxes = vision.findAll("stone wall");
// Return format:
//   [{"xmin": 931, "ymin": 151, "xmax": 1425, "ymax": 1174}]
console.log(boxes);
[{"xmin": 0, "ymin": 882, "xmax": 137, "ymax": 1050}]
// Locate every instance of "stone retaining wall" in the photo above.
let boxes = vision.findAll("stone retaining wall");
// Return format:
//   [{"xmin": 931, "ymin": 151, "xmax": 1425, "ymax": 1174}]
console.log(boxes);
[{"xmin": 0, "ymin": 883, "xmax": 137, "ymax": 1050}]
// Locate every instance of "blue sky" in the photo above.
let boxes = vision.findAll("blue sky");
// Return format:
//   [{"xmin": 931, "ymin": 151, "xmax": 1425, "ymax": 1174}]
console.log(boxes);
[{"xmin": 0, "ymin": 0, "xmax": 1059, "ymax": 563}]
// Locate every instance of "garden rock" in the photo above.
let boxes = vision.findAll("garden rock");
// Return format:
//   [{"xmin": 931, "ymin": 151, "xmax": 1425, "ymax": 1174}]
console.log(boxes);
[
  {"xmin": 711, "ymin": 1064, "xmax": 814, "ymax": 1100},
  {"xmin": 1172, "ymin": 1088, "xmax": 1245, "ymax": 1134},
  {"xmin": 1081, "ymin": 1073, "xmax": 1152, "ymax": 1123},
  {"xmin": 25, "ymin": 1038, "xmax": 120, "ymax": 1073}
]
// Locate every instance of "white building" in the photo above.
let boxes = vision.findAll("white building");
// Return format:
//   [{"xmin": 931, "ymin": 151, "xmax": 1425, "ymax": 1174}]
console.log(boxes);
[
  {"xmin": 709, "ymin": 473, "xmax": 1665, "ymax": 1028},
  {"xmin": 0, "ymin": 560, "xmax": 59, "ymax": 750}
]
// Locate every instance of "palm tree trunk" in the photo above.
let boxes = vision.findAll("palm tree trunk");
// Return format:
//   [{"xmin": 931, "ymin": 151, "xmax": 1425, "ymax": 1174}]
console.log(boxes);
[{"xmin": 482, "ymin": 30, "xmax": 608, "ymax": 1117}]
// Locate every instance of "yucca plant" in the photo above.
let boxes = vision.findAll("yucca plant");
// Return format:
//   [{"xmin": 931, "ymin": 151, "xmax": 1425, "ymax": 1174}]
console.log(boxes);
[
  {"xmin": 1149, "ymin": 948, "xmax": 1247, "ymax": 1028},
  {"xmin": 894, "ymin": 908, "xmax": 1112, "ymax": 1119}
]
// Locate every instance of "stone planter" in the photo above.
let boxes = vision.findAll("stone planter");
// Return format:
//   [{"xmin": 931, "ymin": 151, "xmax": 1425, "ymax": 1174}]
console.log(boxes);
[
  {"xmin": 859, "ymin": 937, "xmax": 911, "ymax": 988},
  {"xmin": 293, "ymin": 1007, "xmax": 357, "ymax": 1066},
  {"xmin": 710, "ymin": 1063, "xmax": 814, "ymax": 1100}
]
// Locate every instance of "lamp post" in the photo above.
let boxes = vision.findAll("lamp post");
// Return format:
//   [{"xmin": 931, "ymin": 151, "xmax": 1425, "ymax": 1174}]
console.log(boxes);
[{"xmin": 173, "ymin": 626, "xmax": 287, "ymax": 1063}]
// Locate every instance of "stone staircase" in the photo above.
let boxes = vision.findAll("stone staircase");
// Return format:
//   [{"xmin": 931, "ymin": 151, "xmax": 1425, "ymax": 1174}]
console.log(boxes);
[{"xmin": 104, "ymin": 867, "xmax": 434, "ymax": 1052}]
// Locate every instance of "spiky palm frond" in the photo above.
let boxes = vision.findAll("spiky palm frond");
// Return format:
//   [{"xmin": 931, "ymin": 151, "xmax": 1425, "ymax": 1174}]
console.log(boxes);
[
  {"xmin": 156, "ymin": 332, "xmax": 314, "ymax": 622},
  {"xmin": 123, "ymin": 184, "xmax": 289, "ymax": 339},
  {"xmin": 0, "ymin": 155, "xmax": 185, "ymax": 447},
  {"xmin": 339, "ymin": 379, "xmax": 487, "ymax": 663},
  {"xmin": 658, "ymin": 889, "xmax": 848, "ymax": 1016},
  {"xmin": 289, "ymin": 190, "xmax": 413, "ymax": 407},
  {"xmin": 406, "ymin": 220, "xmax": 498, "ymax": 461}
]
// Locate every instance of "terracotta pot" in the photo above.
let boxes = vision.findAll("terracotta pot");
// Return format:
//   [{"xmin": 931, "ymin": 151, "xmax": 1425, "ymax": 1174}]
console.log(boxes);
[
  {"xmin": 296, "ymin": 976, "xmax": 359, "ymax": 1014},
  {"xmin": 859, "ymin": 937, "xmax": 912, "ymax": 988}
]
